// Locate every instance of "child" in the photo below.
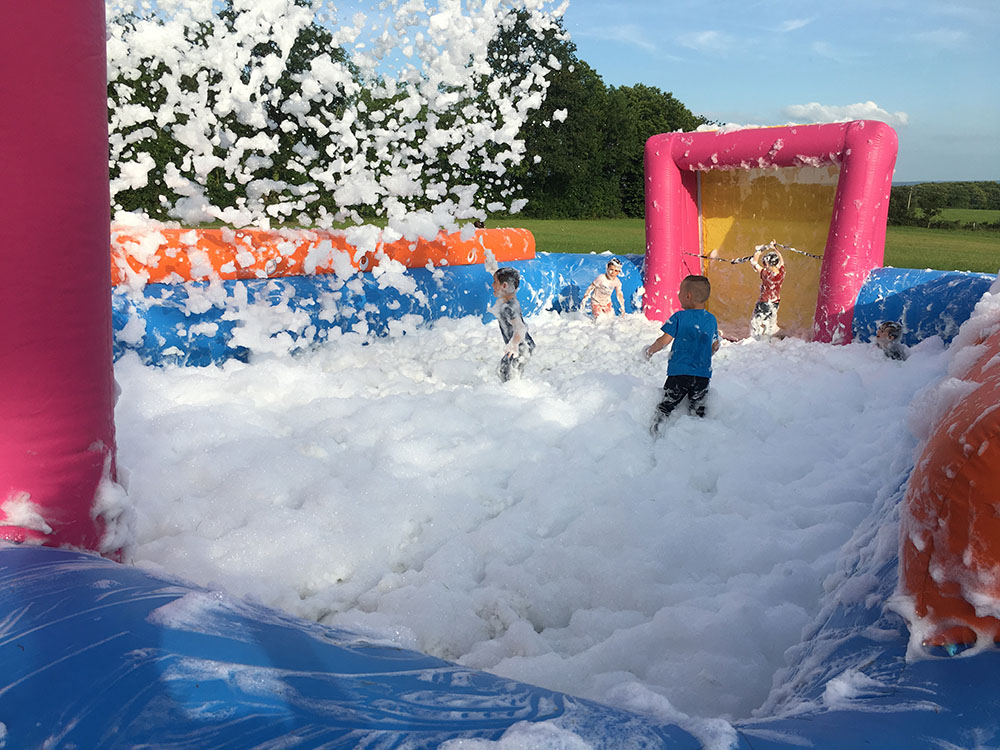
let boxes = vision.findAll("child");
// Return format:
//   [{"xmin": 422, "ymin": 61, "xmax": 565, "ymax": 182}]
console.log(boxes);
[
  {"xmin": 491, "ymin": 266, "xmax": 536, "ymax": 382},
  {"xmin": 582, "ymin": 257, "xmax": 626, "ymax": 320},
  {"xmin": 875, "ymin": 320, "xmax": 909, "ymax": 361},
  {"xmin": 644, "ymin": 274, "xmax": 720, "ymax": 434},
  {"xmin": 749, "ymin": 242, "xmax": 785, "ymax": 339}
]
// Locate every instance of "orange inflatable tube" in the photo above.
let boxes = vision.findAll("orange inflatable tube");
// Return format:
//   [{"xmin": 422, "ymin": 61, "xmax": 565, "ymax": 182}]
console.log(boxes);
[
  {"xmin": 110, "ymin": 227, "xmax": 535, "ymax": 286},
  {"xmin": 901, "ymin": 326, "xmax": 1000, "ymax": 648}
]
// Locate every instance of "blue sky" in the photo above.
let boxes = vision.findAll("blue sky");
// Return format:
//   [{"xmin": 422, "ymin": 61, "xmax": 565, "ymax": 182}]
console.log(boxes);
[{"xmin": 560, "ymin": 0, "xmax": 999, "ymax": 182}]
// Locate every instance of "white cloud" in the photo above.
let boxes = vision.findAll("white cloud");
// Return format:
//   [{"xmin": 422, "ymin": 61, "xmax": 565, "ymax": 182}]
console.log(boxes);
[
  {"xmin": 600, "ymin": 24, "xmax": 658, "ymax": 53},
  {"xmin": 809, "ymin": 40, "xmax": 863, "ymax": 63},
  {"xmin": 778, "ymin": 18, "xmax": 813, "ymax": 32},
  {"xmin": 783, "ymin": 101, "xmax": 909, "ymax": 128},
  {"xmin": 574, "ymin": 23, "xmax": 681, "ymax": 58},
  {"xmin": 928, "ymin": 2, "xmax": 1000, "ymax": 24},
  {"xmin": 912, "ymin": 28, "xmax": 967, "ymax": 47},
  {"xmin": 677, "ymin": 30, "xmax": 733, "ymax": 53}
]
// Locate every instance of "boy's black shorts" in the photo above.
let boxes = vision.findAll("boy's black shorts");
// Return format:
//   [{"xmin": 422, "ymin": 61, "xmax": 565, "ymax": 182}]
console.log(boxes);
[{"xmin": 656, "ymin": 374, "xmax": 710, "ymax": 419}]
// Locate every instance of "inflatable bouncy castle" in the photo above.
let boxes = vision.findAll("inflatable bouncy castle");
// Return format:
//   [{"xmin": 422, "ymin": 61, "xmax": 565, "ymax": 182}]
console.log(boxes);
[
  {"xmin": 643, "ymin": 121, "xmax": 898, "ymax": 342},
  {"xmin": 2, "ymin": 2, "xmax": 1000, "ymax": 748}
]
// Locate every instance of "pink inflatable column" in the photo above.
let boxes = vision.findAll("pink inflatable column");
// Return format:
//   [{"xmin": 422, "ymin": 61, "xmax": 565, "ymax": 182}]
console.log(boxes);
[
  {"xmin": 644, "ymin": 134, "xmax": 700, "ymax": 320},
  {"xmin": 0, "ymin": 2, "xmax": 117, "ymax": 552},
  {"xmin": 814, "ymin": 121, "xmax": 898, "ymax": 343}
]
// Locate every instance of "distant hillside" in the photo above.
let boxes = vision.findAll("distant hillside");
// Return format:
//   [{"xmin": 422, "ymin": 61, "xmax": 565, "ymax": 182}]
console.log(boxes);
[
  {"xmin": 893, "ymin": 180, "xmax": 1000, "ymax": 187},
  {"xmin": 889, "ymin": 181, "xmax": 1000, "ymax": 228},
  {"xmin": 890, "ymin": 181, "xmax": 1000, "ymax": 210}
]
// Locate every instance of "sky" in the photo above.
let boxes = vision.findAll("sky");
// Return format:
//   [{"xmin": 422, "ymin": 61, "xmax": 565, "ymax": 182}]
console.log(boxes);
[{"xmin": 558, "ymin": 0, "xmax": 1000, "ymax": 183}]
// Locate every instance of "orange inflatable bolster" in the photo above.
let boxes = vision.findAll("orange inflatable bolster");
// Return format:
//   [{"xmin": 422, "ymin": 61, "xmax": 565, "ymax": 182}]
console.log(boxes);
[
  {"xmin": 901, "ymin": 326, "xmax": 1000, "ymax": 647},
  {"xmin": 110, "ymin": 227, "xmax": 535, "ymax": 286}
]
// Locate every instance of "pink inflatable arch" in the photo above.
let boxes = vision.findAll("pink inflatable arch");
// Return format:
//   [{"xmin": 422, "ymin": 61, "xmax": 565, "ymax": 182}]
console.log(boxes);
[
  {"xmin": 0, "ymin": 2, "xmax": 117, "ymax": 552},
  {"xmin": 644, "ymin": 121, "xmax": 898, "ymax": 343}
]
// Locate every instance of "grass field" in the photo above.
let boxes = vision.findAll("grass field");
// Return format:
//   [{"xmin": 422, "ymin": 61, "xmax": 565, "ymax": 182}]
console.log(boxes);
[
  {"xmin": 884, "ymin": 226, "xmax": 999, "ymax": 273},
  {"xmin": 499, "ymin": 218, "xmax": 999, "ymax": 274},
  {"xmin": 938, "ymin": 208, "xmax": 1000, "ymax": 226}
]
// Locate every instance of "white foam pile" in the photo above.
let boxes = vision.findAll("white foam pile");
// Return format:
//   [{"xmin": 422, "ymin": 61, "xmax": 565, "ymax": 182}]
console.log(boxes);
[{"xmin": 114, "ymin": 309, "xmax": 951, "ymax": 739}]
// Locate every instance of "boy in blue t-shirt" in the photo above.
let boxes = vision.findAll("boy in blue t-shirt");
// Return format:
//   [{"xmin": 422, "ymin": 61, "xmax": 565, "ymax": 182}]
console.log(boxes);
[{"xmin": 643, "ymin": 274, "xmax": 720, "ymax": 435}]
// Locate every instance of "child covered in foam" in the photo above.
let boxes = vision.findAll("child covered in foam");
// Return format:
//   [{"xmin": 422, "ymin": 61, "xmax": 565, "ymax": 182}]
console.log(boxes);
[
  {"xmin": 581, "ymin": 257, "xmax": 626, "ymax": 320},
  {"xmin": 485, "ymin": 250, "xmax": 535, "ymax": 382}
]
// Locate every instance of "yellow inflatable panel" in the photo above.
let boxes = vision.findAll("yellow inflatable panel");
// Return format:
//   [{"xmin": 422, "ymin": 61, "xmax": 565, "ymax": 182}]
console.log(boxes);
[{"xmin": 699, "ymin": 166, "xmax": 838, "ymax": 340}]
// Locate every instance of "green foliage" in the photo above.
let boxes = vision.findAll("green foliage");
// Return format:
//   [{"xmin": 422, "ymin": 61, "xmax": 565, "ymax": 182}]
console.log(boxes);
[
  {"xmin": 487, "ymin": 14, "xmax": 617, "ymax": 219},
  {"xmin": 604, "ymin": 84, "xmax": 706, "ymax": 217},
  {"xmin": 889, "ymin": 182, "xmax": 1000, "ymax": 231},
  {"xmin": 493, "ymin": 13, "xmax": 707, "ymax": 219},
  {"xmin": 939, "ymin": 208, "xmax": 1000, "ymax": 225},
  {"xmin": 107, "ymin": 6, "xmax": 356, "ymax": 223},
  {"xmin": 107, "ymin": 4, "xmax": 709, "ymax": 223},
  {"xmin": 517, "ymin": 59, "xmax": 622, "ymax": 218},
  {"xmin": 106, "ymin": 15, "xmax": 185, "ymax": 220}
]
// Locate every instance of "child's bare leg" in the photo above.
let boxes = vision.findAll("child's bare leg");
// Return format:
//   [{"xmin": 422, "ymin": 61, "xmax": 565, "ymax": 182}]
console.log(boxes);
[{"xmin": 591, "ymin": 300, "xmax": 612, "ymax": 320}]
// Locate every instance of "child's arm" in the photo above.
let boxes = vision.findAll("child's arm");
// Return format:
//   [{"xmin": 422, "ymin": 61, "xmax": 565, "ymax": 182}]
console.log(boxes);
[
  {"xmin": 644, "ymin": 331, "xmax": 673, "ymax": 359},
  {"xmin": 581, "ymin": 278, "xmax": 598, "ymax": 303},
  {"xmin": 614, "ymin": 279, "xmax": 625, "ymax": 312},
  {"xmin": 484, "ymin": 248, "xmax": 498, "ymax": 276}
]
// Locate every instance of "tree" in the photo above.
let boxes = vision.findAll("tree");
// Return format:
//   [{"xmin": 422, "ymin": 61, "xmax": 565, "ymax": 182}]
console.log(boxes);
[
  {"xmin": 917, "ymin": 185, "xmax": 946, "ymax": 227},
  {"xmin": 888, "ymin": 185, "xmax": 919, "ymax": 225},
  {"xmin": 107, "ymin": 3, "xmax": 360, "ymax": 224},
  {"xmin": 215, "ymin": 5, "xmax": 356, "ymax": 224},
  {"xmin": 107, "ymin": 2, "xmax": 712, "ymax": 224},
  {"xmin": 486, "ymin": 11, "xmax": 708, "ymax": 219},
  {"xmin": 518, "ymin": 59, "xmax": 621, "ymax": 218},
  {"xmin": 107, "ymin": 11, "xmax": 188, "ymax": 219},
  {"xmin": 483, "ymin": 11, "xmax": 614, "ymax": 218},
  {"xmin": 605, "ymin": 84, "xmax": 706, "ymax": 217}
]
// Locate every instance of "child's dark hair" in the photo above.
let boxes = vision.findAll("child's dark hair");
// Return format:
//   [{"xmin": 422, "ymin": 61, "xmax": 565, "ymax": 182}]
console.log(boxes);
[
  {"xmin": 681, "ymin": 274, "xmax": 711, "ymax": 303},
  {"xmin": 878, "ymin": 320, "xmax": 902, "ymax": 340},
  {"xmin": 495, "ymin": 267, "xmax": 520, "ymax": 289}
]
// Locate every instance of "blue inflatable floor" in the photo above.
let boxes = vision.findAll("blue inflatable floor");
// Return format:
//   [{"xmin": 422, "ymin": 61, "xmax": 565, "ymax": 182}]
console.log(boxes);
[
  {"xmin": 0, "ymin": 546, "xmax": 694, "ymax": 749},
  {"xmin": 733, "ymin": 558, "xmax": 1000, "ymax": 749},
  {"xmin": 2, "ymin": 542, "xmax": 999, "ymax": 748}
]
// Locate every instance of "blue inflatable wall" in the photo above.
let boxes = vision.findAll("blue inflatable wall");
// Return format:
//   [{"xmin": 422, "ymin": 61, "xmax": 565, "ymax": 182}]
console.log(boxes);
[
  {"xmin": 114, "ymin": 255, "xmax": 997, "ymax": 367},
  {"xmin": 112, "ymin": 253, "xmax": 644, "ymax": 366},
  {"xmin": 853, "ymin": 266, "xmax": 996, "ymax": 345}
]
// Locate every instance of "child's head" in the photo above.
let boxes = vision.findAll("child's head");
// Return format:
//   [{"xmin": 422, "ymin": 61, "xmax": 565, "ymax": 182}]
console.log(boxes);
[
  {"xmin": 762, "ymin": 250, "xmax": 782, "ymax": 267},
  {"xmin": 679, "ymin": 275, "xmax": 711, "ymax": 309},
  {"xmin": 605, "ymin": 258, "xmax": 623, "ymax": 277},
  {"xmin": 876, "ymin": 320, "xmax": 902, "ymax": 342},
  {"xmin": 493, "ymin": 267, "xmax": 520, "ymax": 297}
]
